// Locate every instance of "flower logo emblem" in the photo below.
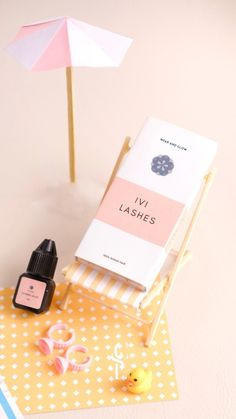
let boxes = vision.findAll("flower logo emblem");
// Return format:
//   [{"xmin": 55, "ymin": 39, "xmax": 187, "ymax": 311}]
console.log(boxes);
[{"xmin": 151, "ymin": 155, "xmax": 174, "ymax": 176}]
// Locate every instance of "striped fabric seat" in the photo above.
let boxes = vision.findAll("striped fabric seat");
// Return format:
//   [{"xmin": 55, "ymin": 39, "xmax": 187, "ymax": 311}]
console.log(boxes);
[{"xmin": 63, "ymin": 252, "xmax": 176, "ymax": 309}]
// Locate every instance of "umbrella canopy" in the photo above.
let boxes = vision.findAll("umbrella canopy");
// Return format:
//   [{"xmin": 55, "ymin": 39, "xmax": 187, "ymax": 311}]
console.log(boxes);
[
  {"xmin": 6, "ymin": 16, "xmax": 133, "ymax": 71},
  {"xmin": 6, "ymin": 16, "xmax": 133, "ymax": 182}
]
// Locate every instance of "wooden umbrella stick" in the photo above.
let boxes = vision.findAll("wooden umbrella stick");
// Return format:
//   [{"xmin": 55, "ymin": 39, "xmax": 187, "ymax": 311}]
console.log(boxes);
[{"xmin": 66, "ymin": 67, "xmax": 76, "ymax": 182}]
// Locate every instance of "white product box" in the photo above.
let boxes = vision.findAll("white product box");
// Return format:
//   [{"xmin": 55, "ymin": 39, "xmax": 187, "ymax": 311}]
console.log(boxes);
[{"xmin": 75, "ymin": 118, "xmax": 217, "ymax": 291}]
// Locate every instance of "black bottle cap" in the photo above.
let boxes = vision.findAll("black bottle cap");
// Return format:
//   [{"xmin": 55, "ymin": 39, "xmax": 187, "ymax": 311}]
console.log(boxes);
[{"xmin": 26, "ymin": 239, "xmax": 58, "ymax": 279}]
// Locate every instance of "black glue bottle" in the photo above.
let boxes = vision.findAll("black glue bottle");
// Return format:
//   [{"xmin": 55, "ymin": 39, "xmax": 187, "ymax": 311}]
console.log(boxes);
[{"xmin": 13, "ymin": 239, "xmax": 58, "ymax": 314}]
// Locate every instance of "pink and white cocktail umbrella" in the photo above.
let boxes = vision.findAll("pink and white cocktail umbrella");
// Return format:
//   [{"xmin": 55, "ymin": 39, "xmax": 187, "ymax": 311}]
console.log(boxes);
[{"xmin": 6, "ymin": 16, "xmax": 132, "ymax": 182}]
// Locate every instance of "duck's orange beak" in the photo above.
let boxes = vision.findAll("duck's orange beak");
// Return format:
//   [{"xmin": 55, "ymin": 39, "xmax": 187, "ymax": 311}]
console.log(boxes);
[{"xmin": 126, "ymin": 379, "xmax": 134, "ymax": 387}]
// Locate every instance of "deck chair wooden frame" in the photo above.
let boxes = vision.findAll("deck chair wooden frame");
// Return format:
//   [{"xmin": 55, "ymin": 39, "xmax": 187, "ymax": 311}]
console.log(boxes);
[{"xmin": 59, "ymin": 137, "xmax": 216, "ymax": 347}]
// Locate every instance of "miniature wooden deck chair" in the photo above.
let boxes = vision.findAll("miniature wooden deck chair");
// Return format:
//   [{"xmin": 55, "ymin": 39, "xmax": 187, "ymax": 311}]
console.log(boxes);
[{"xmin": 59, "ymin": 137, "xmax": 216, "ymax": 346}]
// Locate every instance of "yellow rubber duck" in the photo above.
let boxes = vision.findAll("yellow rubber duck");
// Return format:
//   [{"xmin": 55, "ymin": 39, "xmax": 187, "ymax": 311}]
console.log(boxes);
[{"xmin": 126, "ymin": 367, "xmax": 153, "ymax": 394}]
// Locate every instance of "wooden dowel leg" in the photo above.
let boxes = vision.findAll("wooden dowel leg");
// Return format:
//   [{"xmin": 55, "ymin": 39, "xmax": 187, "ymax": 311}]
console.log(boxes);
[
  {"xmin": 145, "ymin": 284, "xmax": 169, "ymax": 347},
  {"xmin": 101, "ymin": 136, "xmax": 131, "ymax": 202},
  {"xmin": 145, "ymin": 170, "xmax": 216, "ymax": 346},
  {"xmin": 59, "ymin": 282, "xmax": 72, "ymax": 311},
  {"xmin": 179, "ymin": 249, "xmax": 192, "ymax": 267},
  {"xmin": 140, "ymin": 277, "xmax": 167, "ymax": 310},
  {"xmin": 140, "ymin": 250, "xmax": 191, "ymax": 310},
  {"xmin": 66, "ymin": 67, "xmax": 76, "ymax": 183}
]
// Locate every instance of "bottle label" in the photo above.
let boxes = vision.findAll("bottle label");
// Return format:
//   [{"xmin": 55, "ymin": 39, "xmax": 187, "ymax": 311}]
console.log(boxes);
[{"xmin": 15, "ymin": 276, "xmax": 46, "ymax": 309}]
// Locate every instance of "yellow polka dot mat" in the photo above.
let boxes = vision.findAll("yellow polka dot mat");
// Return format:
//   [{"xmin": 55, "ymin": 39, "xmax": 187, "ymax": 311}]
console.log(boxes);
[{"xmin": 0, "ymin": 284, "xmax": 178, "ymax": 414}]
